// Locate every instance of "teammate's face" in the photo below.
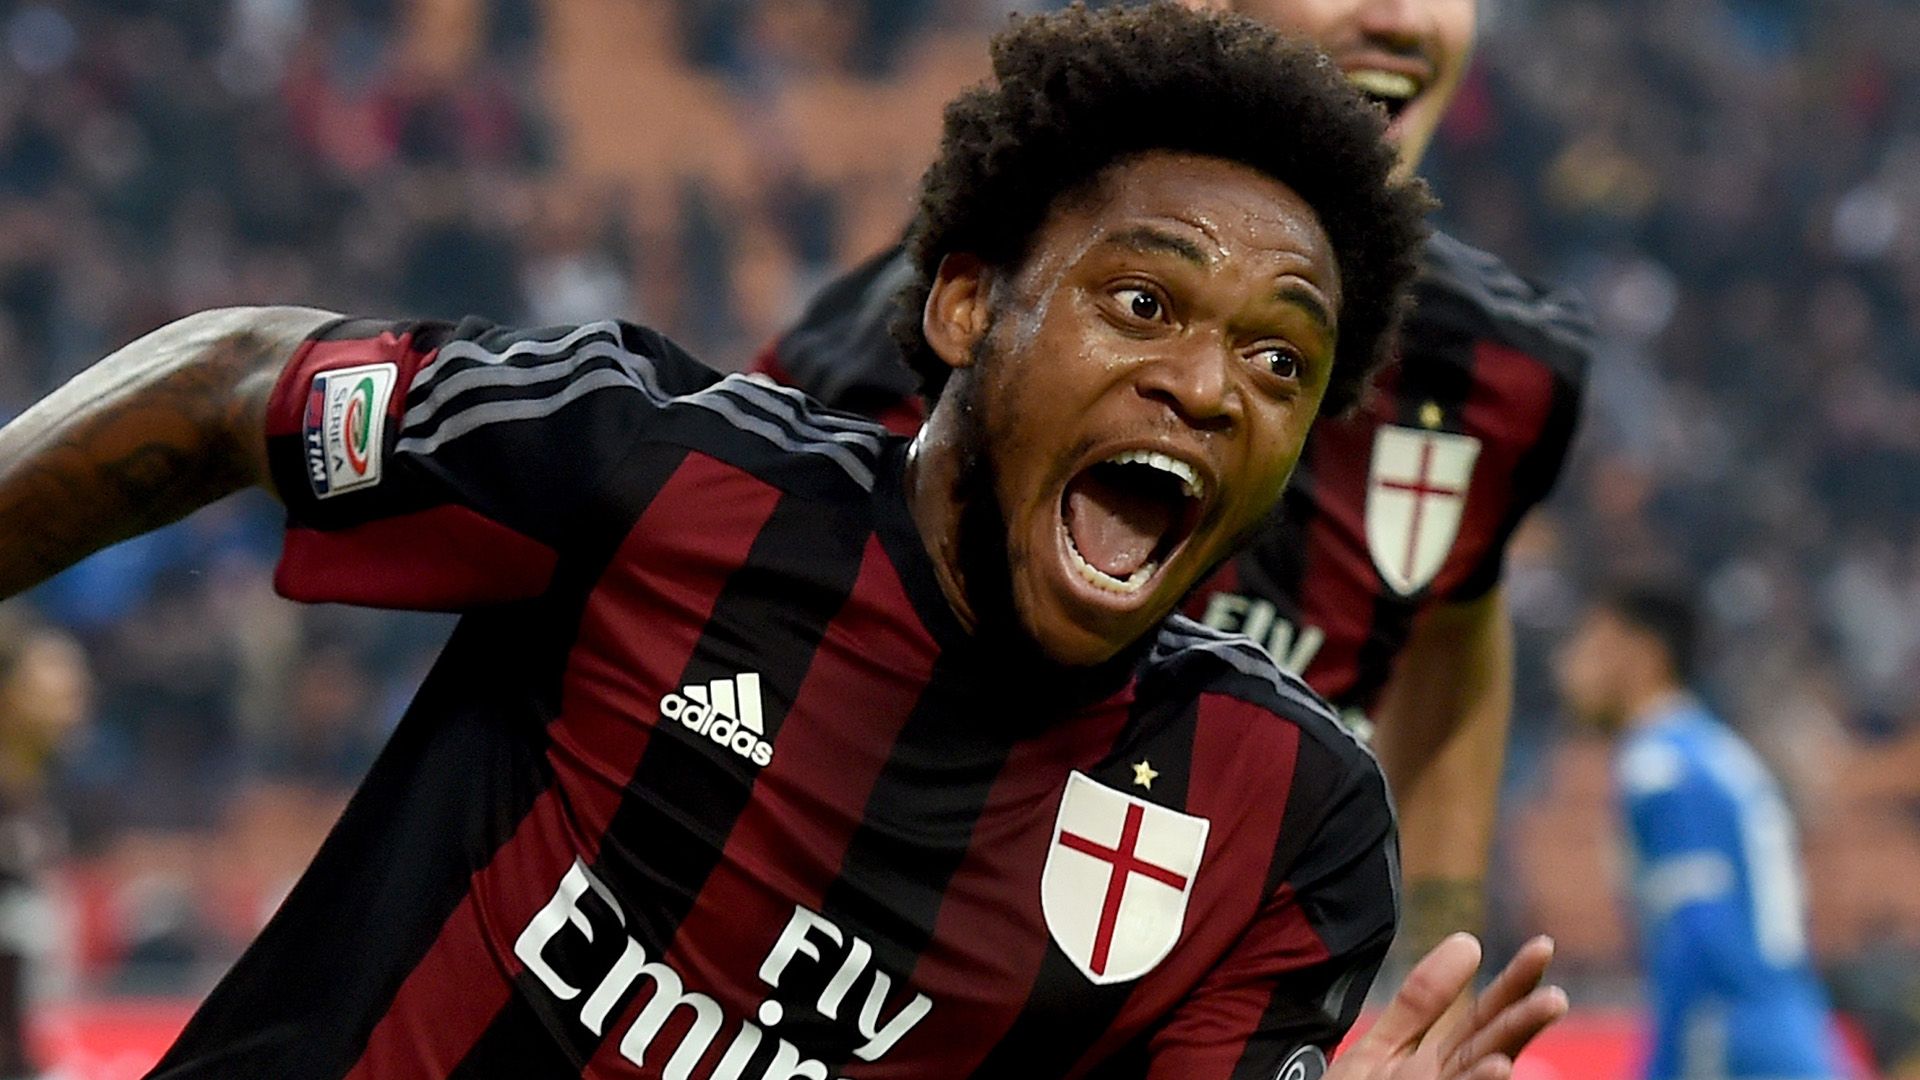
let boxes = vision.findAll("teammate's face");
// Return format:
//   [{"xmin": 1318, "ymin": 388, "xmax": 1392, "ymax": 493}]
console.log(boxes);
[
  {"xmin": 1224, "ymin": 0, "xmax": 1476, "ymax": 175},
  {"xmin": 922, "ymin": 152, "xmax": 1341, "ymax": 666},
  {"xmin": 1554, "ymin": 609, "xmax": 1631, "ymax": 733}
]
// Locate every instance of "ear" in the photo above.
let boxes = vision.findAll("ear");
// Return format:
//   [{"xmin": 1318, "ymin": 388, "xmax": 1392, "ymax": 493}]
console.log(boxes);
[{"xmin": 922, "ymin": 253, "xmax": 994, "ymax": 373}]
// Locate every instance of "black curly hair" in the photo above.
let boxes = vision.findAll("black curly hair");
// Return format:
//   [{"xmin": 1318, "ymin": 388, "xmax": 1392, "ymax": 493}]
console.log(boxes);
[{"xmin": 894, "ymin": 1, "xmax": 1431, "ymax": 416}]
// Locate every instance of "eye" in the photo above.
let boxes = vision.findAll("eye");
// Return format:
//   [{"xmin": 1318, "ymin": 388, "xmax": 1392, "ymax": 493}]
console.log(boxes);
[
  {"xmin": 1257, "ymin": 346, "xmax": 1303, "ymax": 381},
  {"xmin": 1115, "ymin": 287, "xmax": 1165, "ymax": 323}
]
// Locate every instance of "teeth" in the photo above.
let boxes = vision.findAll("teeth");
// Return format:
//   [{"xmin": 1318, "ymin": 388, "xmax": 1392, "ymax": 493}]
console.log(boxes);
[
  {"xmin": 1107, "ymin": 449, "xmax": 1204, "ymax": 500},
  {"xmin": 1346, "ymin": 69, "xmax": 1420, "ymax": 101},
  {"xmin": 1064, "ymin": 527, "xmax": 1158, "ymax": 595}
]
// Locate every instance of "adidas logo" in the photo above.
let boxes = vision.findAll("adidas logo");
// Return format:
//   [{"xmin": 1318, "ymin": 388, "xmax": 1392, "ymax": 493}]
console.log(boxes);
[{"xmin": 661, "ymin": 672, "xmax": 774, "ymax": 769}]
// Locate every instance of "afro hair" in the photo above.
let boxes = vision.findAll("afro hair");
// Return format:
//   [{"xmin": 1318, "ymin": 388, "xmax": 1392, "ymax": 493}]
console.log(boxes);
[{"xmin": 894, "ymin": 1, "xmax": 1431, "ymax": 416}]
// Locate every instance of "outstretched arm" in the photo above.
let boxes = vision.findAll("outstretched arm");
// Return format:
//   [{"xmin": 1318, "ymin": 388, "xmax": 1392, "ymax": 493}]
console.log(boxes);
[
  {"xmin": 0, "ymin": 306, "xmax": 337, "ymax": 600},
  {"xmin": 1371, "ymin": 588, "xmax": 1515, "ymax": 960}
]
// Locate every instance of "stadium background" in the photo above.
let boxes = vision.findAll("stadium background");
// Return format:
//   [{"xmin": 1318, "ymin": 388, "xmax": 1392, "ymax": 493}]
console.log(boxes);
[{"xmin": 0, "ymin": 0, "xmax": 1915, "ymax": 1075}]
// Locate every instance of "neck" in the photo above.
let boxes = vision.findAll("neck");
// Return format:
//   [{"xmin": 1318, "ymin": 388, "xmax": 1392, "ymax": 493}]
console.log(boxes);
[{"xmin": 1623, "ymin": 682, "xmax": 1689, "ymax": 731}]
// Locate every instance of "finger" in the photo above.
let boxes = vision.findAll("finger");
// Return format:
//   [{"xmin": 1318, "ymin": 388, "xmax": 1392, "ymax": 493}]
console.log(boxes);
[
  {"xmin": 1360, "ymin": 933, "xmax": 1482, "ymax": 1054},
  {"xmin": 1461, "ymin": 1053, "xmax": 1514, "ymax": 1080},
  {"xmin": 1449, "ymin": 986, "xmax": 1570, "ymax": 1069},
  {"xmin": 1438, "ymin": 936, "xmax": 1556, "ymax": 1060}
]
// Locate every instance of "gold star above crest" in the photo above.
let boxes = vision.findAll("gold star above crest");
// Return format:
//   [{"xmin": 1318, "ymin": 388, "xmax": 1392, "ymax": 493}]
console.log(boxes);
[
  {"xmin": 1131, "ymin": 760, "xmax": 1159, "ymax": 790},
  {"xmin": 1420, "ymin": 401, "xmax": 1444, "ymax": 430}
]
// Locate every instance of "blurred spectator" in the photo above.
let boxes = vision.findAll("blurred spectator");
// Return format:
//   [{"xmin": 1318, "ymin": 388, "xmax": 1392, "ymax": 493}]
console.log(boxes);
[{"xmin": 0, "ymin": 607, "xmax": 90, "ymax": 1077}]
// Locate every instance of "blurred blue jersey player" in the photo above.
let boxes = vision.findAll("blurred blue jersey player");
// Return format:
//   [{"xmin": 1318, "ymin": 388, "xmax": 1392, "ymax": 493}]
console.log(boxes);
[{"xmin": 1558, "ymin": 581, "xmax": 1846, "ymax": 1080}]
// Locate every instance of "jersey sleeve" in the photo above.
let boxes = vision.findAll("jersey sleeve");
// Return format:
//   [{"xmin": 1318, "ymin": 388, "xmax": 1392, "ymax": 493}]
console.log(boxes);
[
  {"xmin": 1136, "ymin": 754, "xmax": 1398, "ymax": 1079},
  {"xmin": 264, "ymin": 316, "xmax": 722, "ymax": 610}
]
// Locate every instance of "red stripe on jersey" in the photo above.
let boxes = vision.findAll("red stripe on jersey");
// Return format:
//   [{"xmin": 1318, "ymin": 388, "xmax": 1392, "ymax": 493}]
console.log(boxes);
[
  {"xmin": 1430, "ymin": 341, "xmax": 1556, "ymax": 597},
  {"xmin": 1069, "ymin": 694, "xmax": 1307, "ymax": 1076},
  {"xmin": 1145, "ymin": 885, "xmax": 1324, "ymax": 1080},
  {"xmin": 576, "ymin": 534, "xmax": 938, "ymax": 1076},
  {"xmin": 1293, "ymin": 409, "xmax": 1386, "ymax": 704},
  {"xmin": 266, "ymin": 329, "xmax": 423, "ymax": 438},
  {"xmin": 277, "ymin": 506, "xmax": 558, "ymax": 609},
  {"xmin": 887, "ymin": 690, "xmax": 1137, "ymax": 1075},
  {"xmin": 343, "ymin": 453, "xmax": 783, "ymax": 1079}
]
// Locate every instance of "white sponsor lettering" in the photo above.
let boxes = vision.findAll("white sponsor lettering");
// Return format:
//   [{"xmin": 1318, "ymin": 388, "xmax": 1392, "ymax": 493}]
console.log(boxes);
[
  {"xmin": 1199, "ymin": 595, "xmax": 1326, "ymax": 674},
  {"xmin": 515, "ymin": 861, "xmax": 934, "ymax": 1076}
]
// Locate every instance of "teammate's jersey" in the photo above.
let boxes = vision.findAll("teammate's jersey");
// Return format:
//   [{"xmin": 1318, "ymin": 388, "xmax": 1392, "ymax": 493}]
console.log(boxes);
[
  {"xmin": 1615, "ymin": 698, "xmax": 1844, "ymax": 1080},
  {"xmin": 149, "ymin": 318, "xmax": 1398, "ymax": 1080},
  {"xmin": 751, "ymin": 232, "xmax": 1591, "ymax": 719}
]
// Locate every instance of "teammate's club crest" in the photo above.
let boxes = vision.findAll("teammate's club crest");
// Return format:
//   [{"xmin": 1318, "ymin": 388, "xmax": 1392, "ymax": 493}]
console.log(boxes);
[
  {"xmin": 304, "ymin": 362, "xmax": 396, "ymax": 499},
  {"xmin": 1364, "ymin": 425, "xmax": 1481, "ymax": 596},
  {"xmin": 1041, "ymin": 771, "xmax": 1208, "ymax": 986}
]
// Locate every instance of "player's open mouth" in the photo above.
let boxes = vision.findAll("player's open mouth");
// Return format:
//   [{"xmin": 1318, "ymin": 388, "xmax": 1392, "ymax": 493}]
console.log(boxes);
[
  {"xmin": 1059, "ymin": 450, "xmax": 1207, "ymax": 598},
  {"xmin": 1346, "ymin": 68, "xmax": 1424, "ymax": 122}
]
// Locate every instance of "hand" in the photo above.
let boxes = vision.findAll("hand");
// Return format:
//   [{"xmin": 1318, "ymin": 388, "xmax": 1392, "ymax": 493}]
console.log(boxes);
[{"xmin": 1327, "ymin": 934, "xmax": 1568, "ymax": 1080}]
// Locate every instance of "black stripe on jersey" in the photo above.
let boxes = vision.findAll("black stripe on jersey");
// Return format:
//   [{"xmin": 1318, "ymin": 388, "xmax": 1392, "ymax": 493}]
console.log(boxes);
[
  {"xmin": 1228, "ymin": 736, "xmax": 1397, "ymax": 1080},
  {"xmin": 967, "ymin": 691, "xmax": 1204, "ymax": 1079},
  {"xmin": 447, "ymin": 485, "xmax": 872, "ymax": 1076},
  {"xmin": 148, "ymin": 442, "xmax": 693, "ymax": 1080},
  {"xmin": 769, "ymin": 647, "xmax": 1029, "ymax": 1065}
]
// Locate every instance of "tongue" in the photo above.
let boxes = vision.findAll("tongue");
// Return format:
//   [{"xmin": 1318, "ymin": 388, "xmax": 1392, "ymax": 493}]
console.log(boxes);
[{"xmin": 1065, "ymin": 471, "xmax": 1175, "ymax": 581}]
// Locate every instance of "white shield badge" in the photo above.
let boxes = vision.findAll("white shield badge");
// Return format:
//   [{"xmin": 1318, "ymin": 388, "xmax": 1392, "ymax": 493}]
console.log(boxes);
[
  {"xmin": 1365, "ymin": 425, "xmax": 1482, "ymax": 596},
  {"xmin": 1041, "ymin": 771, "xmax": 1210, "ymax": 986}
]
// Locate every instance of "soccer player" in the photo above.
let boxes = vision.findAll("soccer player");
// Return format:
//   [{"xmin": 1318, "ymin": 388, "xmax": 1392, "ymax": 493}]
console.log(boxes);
[
  {"xmin": 0, "ymin": 6, "xmax": 1564, "ymax": 1078},
  {"xmin": 753, "ymin": 0, "xmax": 1592, "ymax": 957},
  {"xmin": 1557, "ymin": 582, "xmax": 1846, "ymax": 1080}
]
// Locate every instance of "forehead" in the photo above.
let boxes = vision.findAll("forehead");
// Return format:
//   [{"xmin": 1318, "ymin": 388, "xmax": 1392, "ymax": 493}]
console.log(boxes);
[{"xmin": 1041, "ymin": 152, "xmax": 1340, "ymax": 301}]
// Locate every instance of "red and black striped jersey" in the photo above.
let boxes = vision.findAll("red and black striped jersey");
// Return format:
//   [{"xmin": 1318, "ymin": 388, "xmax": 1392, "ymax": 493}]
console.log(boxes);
[
  {"xmin": 149, "ymin": 317, "xmax": 1397, "ymax": 1079},
  {"xmin": 751, "ymin": 231, "xmax": 1591, "ymax": 720}
]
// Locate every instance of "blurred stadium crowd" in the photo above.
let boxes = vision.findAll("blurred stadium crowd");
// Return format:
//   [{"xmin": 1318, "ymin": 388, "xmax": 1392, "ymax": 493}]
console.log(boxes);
[{"xmin": 0, "ymin": 0, "xmax": 1916, "ymax": 1065}]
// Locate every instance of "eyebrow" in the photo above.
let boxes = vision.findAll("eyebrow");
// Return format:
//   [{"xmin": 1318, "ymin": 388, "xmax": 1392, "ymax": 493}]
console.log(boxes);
[
  {"xmin": 1104, "ymin": 226, "xmax": 1210, "ymax": 267},
  {"xmin": 1274, "ymin": 282, "xmax": 1336, "ymax": 339}
]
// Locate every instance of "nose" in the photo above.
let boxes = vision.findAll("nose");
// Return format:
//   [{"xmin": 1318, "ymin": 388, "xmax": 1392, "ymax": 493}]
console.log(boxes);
[
  {"xmin": 1133, "ymin": 342, "xmax": 1241, "ymax": 433},
  {"xmin": 1355, "ymin": 0, "xmax": 1427, "ymax": 55}
]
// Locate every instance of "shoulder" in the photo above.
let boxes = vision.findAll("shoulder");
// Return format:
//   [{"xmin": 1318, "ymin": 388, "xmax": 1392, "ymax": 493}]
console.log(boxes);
[
  {"xmin": 1146, "ymin": 617, "xmax": 1385, "ymax": 795},
  {"xmin": 771, "ymin": 245, "xmax": 920, "ymax": 407},
  {"xmin": 673, "ymin": 373, "xmax": 899, "ymax": 495},
  {"xmin": 1411, "ymin": 230, "xmax": 1593, "ymax": 388},
  {"xmin": 400, "ymin": 317, "xmax": 898, "ymax": 497}
]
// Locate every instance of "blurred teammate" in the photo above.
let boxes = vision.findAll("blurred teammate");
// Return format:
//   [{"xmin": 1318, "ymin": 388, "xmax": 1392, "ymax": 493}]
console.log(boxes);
[
  {"xmin": 0, "ymin": 609, "xmax": 90, "ymax": 1080},
  {"xmin": 0, "ymin": 7, "xmax": 1565, "ymax": 1077},
  {"xmin": 1558, "ymin": 582, "xmax": 1846, "ymax": 1080},
  {"xmin": 752, "ymin": 0, "xmax": 1592, "ymax": 957}
]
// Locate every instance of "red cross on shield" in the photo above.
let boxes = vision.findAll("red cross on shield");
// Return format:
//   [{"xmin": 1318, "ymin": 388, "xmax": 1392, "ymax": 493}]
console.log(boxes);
[
  {"xmin": 1364, "ymin": 425, "xmax": 1483, "ymax": 596},
  {"xmin": 1041, "ymin": 771, "xmax": 1210, "ymax": 986}
]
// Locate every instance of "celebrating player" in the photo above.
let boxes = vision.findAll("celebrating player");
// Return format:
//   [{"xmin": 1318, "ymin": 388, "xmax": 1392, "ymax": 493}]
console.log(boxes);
[
  {"xmin": 0, "ymin": 6, "xmax": 1563, "ymax": 1078},
  {"xmin": 1557, "ymin": 583, "xmax": 1846, "ymax": 1080},
  {"xmin": 754, "ymin": 0, "xmax": 1591, "ymax": 957}
]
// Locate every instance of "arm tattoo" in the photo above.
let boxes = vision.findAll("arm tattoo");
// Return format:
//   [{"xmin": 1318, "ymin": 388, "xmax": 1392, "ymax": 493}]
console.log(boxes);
[
  {"xmin": 1396, "ymin": 877, "xmax": 1488, "ymax": 960},
  {"xmin": 0, "ymin": 307, "xmax": 334, "ymax": 600}
]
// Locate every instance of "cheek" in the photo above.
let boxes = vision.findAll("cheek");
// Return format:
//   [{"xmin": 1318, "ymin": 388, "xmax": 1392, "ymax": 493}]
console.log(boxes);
[{"xmin": 1436, "ymin": 0, "xmax": 1478, "ymax": 75}]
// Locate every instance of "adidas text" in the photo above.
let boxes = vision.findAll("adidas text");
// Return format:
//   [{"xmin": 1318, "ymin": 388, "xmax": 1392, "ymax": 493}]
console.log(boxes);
[{"xmin": 662, "ymin": 672, "xmax": 775, "ymax": 769}]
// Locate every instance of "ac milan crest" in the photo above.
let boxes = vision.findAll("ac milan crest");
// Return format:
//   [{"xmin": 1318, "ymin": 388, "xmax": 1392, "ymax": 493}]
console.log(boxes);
[
  {"xmin": 1041, "ymin": 772, "xmax": 1209, "ymax": 986},
  {"xmin": 1364, "ymin": 425, "xmax": 1481, "ymax": 596}
]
